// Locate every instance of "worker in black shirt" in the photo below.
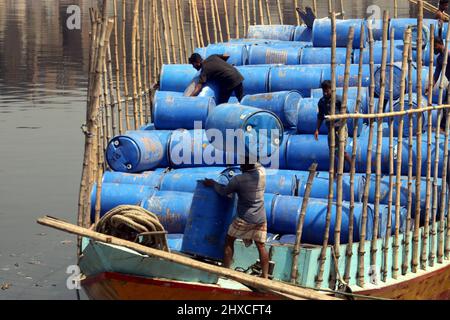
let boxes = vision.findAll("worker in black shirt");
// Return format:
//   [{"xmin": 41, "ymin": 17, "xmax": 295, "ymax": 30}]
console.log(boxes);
[
  {"xmin": 188, "ymin": 53, "xmax": 245, "ymax": 105},
  {"xmin": 427, "ymin": 37, "xmax": 450, "ymax": 131},
  {"xmin": 315, "ymin": 80, "xmax": 352, "ymax": 171}
]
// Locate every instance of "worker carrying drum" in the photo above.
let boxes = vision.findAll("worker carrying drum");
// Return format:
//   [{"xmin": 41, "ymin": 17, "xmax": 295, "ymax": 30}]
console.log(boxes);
[
  {"xmin": 188, "ymin": 53, "xmax": 245, "ymax": 105},
  {"xmin": 314, "ymin": 80, "xmax": 352, "ymax": 172},
  {"xmin": 203, "ymin": 161, "xmax": 269, "ymax": 279}
]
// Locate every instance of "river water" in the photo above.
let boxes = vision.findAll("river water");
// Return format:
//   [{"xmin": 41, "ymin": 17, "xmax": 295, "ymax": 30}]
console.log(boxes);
[{"xmin": 0, "ymin": 0, "xmax": 416, "ymax": 300}]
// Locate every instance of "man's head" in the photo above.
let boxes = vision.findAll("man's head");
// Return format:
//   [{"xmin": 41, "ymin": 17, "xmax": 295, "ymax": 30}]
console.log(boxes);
[
  {"xmin": 189, "ymin": 53, "xmax": 203, "ymax": 71},
  {"xmin": 435, "ymin": 37, "xmax": 445, "ymax": 55},
  {"xmin": 439, "ymin": 0, "xmax": 449, "ymax": 12},
  {"xmin": 321, "ymin": 80, "xmax": 332, "ymax": 99}
]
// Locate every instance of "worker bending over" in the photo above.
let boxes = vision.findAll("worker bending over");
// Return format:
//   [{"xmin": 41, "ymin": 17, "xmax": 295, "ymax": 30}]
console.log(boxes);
[
  {"xmin": 203, "ymin": 161, "xmax": 269, "ymax": 279},
  {"xmin": 188, "ymin": 53, "xmax": 245, "ymax": 105}
]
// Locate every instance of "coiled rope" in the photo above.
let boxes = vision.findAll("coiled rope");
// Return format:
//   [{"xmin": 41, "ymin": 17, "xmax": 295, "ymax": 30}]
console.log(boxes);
[{"xmin": 94, "ymin": 205, "xmax": 169, "ymax": 251}]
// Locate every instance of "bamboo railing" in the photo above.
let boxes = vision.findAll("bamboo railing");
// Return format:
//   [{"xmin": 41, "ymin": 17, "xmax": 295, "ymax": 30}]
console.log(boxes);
[{"xmin": 76, "ymin": 0, "xmax": 450, "ymax": 294}]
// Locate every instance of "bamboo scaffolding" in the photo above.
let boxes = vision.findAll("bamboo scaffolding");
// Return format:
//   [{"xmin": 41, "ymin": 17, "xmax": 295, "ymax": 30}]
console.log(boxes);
[
  {"xmin": 441, "ymin": 102, "xmax": 450, "ymax": 261},
  {"xmin": 409, "ymin": 0, "xmax": 450, "ymax": 20},
  {"xmin": 141, "ymin": 0, "xmax": 149, "ymax": 124},
  {"xmin": 290, "ymin": 163, "xmax": 318, "ymax": 284},
  {"xmin": 343, "ymin": 23, "xmax": 365, "ymax": 284},
  {"xmin": 392, "ymin": 29, "xmax": 412, "ymax": 280},
  {"xmin": 121, "ymin": 0, "xmax": 131, "ymax": 131},
  {"xmin": 411, "ymin": 2, "xmax": 424, "ymax": 274},
  {"xmin": 160, "ymin": 0, "xmax": 172, "ymax": 64},
  {"xmin": 421, "ymin": 24, "xmax": 435, "ymax": 270},
  {"xmin": 112, "ymin": 0, "xmax": 124, "ymax": 134},
  {"xmin": 430, "ymin": 21, "xmax": 450, "ymax": 267},
  {"xmin": 213, "ymin": 0, "xmax": 224, "ymax": 43},
  {"xmin": 38, "ymin": 216, "xmax": 338, "ymax": 300},
  {"xmin": 356, "ymin": 24, "xmax": 376, "ymax": 288},
  {"xmin": 381, "ymin": 27, "xmax": 396, "ymax": 282},
  {"xmin": 223, "ymin": 0, "xmax": 231, "ymax": 41},
  {"xmin": 235, "ymin": 0, "xmax": 240, "ymax": 39},
  {"xmin": 264, "ymin": 0, "xmax": 272, "ymax": 25},
  {"xmin": 258, "ymin": 0, "xmax": 264, "ymax": 25},
  {"xmin": 333, "ymin": 26, "xmax": 354, "ymax": 287},
  {"xmin": 370, "ymin": 11, "xmax": 389, "ymax": 279},
  {"xmin": 276, "ymin": 0, "xmax": 283, "ymax": 24},
  {"xmin": 210, "ymin": 0, "xmax": 218, "ymax": 43},
  {"xmin": 203, "ymin": 0, "xmax": 211, "ymax": 44},
  {"xmin": 315, "ymin": 11, "xmax": 337, "ymax": 289},
  {"xmin": 131, "ymin": 0, "xmax": 141, "ymax": 130},
  {"xmin": 402, "ymin": 43, "xmax": 414, "ymax": 275}
]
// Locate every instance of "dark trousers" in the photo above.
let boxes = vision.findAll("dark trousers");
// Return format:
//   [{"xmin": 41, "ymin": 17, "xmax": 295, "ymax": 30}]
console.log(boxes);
[{"xmin": 216, "ymin": 83, "xmax": 244, "ymax": 105}]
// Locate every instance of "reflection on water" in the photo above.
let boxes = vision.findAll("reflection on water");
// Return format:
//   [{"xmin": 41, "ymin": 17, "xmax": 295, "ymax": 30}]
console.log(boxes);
[{"xmin": 0, "ymin": 0, "xmax": 414, "ymax": 299}]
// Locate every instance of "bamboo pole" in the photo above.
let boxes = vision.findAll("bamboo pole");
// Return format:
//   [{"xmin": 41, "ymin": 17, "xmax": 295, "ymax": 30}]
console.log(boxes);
[
  {"xmin": 202, "ymin": 0, "xmax": 211, "ymax": 44},
  {"xmin": 175, "ymin": 0, "xmax": 185, "ymax": 61},
  {"xmin": 382, "ymin": 27, "xmax": 396, "ymax": 282},
  {"xmin": 189, "ymin": 0, "xmax": 196, "ymax": 52},
  {"xmin": 102, "ymin": 54, "xmax": 112, "ymax": 143},
  {"xmin": 167, "ymin": 0, "xmax": 178, "ymax": 63},
  {"xmin": 264, "ymin": 0, "xmax": 272, "ymax": 25},
  {"xmin": 343, "ymin": 23, "xmax": 365, "ymax": 284},
  {"xmin": 315, "ymin": 11, "xmax": 337, "ymax": 289},
  {"xmin": 333, "ymin": 26, "xmax": 354, "ymax": 286},
  {"xmin": 328, "ymin": 0, "xmax": 333, "ymax": 14},
  {"xmin": 94, "ymin": 126, "xmax": 104, "ymax": 224},
  {"xmin": 411, "ymin": 1, "xmax": 424, "ymax": 274},
  {"xmin": 141, "ymin": 0, "xmax": 149, "ymax": 124},
  {"xmin": 294, "ymin": 0, "xmax": 300, "ymax": 24},
  {"xmin": 106, "ymin": 45, "xmax": 117, "ymax": 136},
  {"xmin": 136, "ymin": 15, "xmax": 144, "ymax": 127},
  {"xmin": 246, "ymin": 0, "xmax": 251, "ymax": 32},
  {"xmin": 192, "ymin": 0, "xmax": 203, "ymax": 48},
  {"xmin": 147, "ymin": 0, "xmax": 153, "ymax": 88},
  {"xmin": 160, "ymin": 0, "xmax": 171, "ymax": 64},
  {"xmin": 195, "ymin": 0, "xmax": 206, "ymax": 47},
  {"xmin": 392, "ymin": 30, "xmax": 411, "ymax": 280},
  {"xmin": 276, "ymin": 0, "xmax": 283, "ymax": 25},
  {"xmin": 155, "ymin": 1, "xmax": 164, "ymax": 78},
  {"xmin": 151, "ymin": 0, "xmax": 157, "ymax": 84},
  {"xmin": 394, "ymin": 0, "xmax": 398, "ymax": 18},
  {"xmin": 432, "ymin": 22, "xmax": 450, "ymax": 263},
  {"xmin": 356, "ymin": 23, "xmax": 376, "ymax": 288},
  {"xmin": 258, "ymin": 0, "xmax": 264, "ymax": 25},
  {"xmin": 402, "ymin": 42, "xmax": 414, "ymax": 275},
  {"xmin": 121, "ymin": 0, "xmax": 131, "ymax": 131},
  {"xmin": 210, "ymin": 0, "xmax": 218, "ymax": 43},
  {"xmin": 252, "ymin": 0, "xmax": 257, "ymax": 25},
  {"xmin": 421, "ymin": 24, "xmax": 435, "ymax": 270},
  {"xmin": 431, "ymin": 22, "xmax": 450, "ymax": 267},
  {"xmin": 224, "ymin": 0, "xmax": 231, "ymax": 41},
  {"xmin": 131, "ymin": 0, "xmax": 140, "ymax": 130},
  {"xmin": 242, "ymin": 0, "xmax": 247, "ymax": 38},
  {"xmin": 178, "ymin": 0, "xmax": 188, "ymax": 63},
  {"xmin": 313, "ymin": 0, "xmax": 318, "ymax": 17},
  {"xmin": 38, "ymin": 216, "xmax": 338, "ymax": 300},
  {"xmin": 112, "ymin": 0, "xmax": 124, "ymax": 134},
  {"xmin": 213, "ymin": 0, "xmax": 224, "ymax": 43},
  {"xmin": 340, "ymin": 0, "xmax": 345, "ymax": 20},
  {"xmin": 235, "ymin": 0, "xmax": 240, "ymax": 39},
  {"xmin": 290, "ymin": 163, "xmax": 318, "ymax": 284}
]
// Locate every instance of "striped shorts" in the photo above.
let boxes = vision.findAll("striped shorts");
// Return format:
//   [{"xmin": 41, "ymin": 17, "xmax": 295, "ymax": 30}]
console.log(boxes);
[{"xmin": 227, "ymin": 217, "xmax": 267, "ymax": 246}]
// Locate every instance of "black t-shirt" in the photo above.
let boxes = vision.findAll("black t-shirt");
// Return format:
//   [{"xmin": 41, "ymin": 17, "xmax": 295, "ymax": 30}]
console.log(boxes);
[
  {"xmin": 198, "ymin": 55, "xmax": 244, "ymax": 92},
  {"xmin": 318, "ymin": 95, "xmax": 344, "ymax": 129}
]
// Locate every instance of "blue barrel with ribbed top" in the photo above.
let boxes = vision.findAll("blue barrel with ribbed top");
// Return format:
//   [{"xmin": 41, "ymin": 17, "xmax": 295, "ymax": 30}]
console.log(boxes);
[
  {"xmin": 140, "ymin": 191, "xmax": 194, "ymax": 233},
  {"xmin": 296, "ymin": 97, "xmax": 363, "ymax": 136},
  {"xmin": 247, "ymin": 45, "xmax": 302, "ymax": 65},
  {"xmin": 159, "ymin": 167, "xmax": 226, "ymax": 193},
  {"xmin": 312, "ymin": 18, "xmax": 368, "ymax": 48},
  {"xmin": 268, "ymin": 65, "xmax": 327, "ymax": 96},
  {"xmin": 265, "ymin": 169, "xmax": 298, "ymax": 196},
  {"xmin": 205, "ymin": 104, "xmax": 284, "ymax": 161},
  {"xmin": 299, "ymin": 47, "xmax": 347, "ymax": 65},
  {"xmin": 236, "ymin": 65, "xmax": 272, "ymax": 94},
  {"xmin": 293, "ymin": 25, "xmax": 313, "ymax": 42},
  {"xmin": 264, "ymin": 41, "xmax": 312, "ymax": 49},
  {"xmin": 106, "ymin": 130, "xmax": 172, "ymax": 173},
  {"xmin": 203, "ymin": 43, "xmax": 249, "ymax": 66},
  {"xmin": 90, "ymin": 183, "xmax": 156, "ymax": 221},
  {"xmin": 297, "ymin": 172, "xmax": 365, "ymax": 202},
  {"xmin": 241, "ymin": 91, "xmax": 302, "ymax": 128},
  {"xmin": 102, "ymin": 170, "xmax": 166, "ymax": 188},
  {"xmin": 247, "ymin": 25, "xmax": 296, "ymax": 41},
  {"xmin": 391, "ymin": 93, "xmax": 428, "ymax": 137},
  {"xmin": 321, "ymin": 64, "xmax": 372, "ymax": 88},
  {"xmin": 270, "ymin": 196, "xmax": 375, "ymax": 244},
  {"xmin": 160, "ymin": 64, "xmax": 198, "ymax": 92},
  {"xmin": 286, "ymin": 134, "xmax": 331, "ymax": 171},
  {"xmin": 310, "ymin": 87, "xmax": 371, "ymax": 114},
  {"xmin": 389, "ymin": 18, "xmax": 433, "ymax": 49},
  {"xmin": 353, "ymin": 40, "xmax": 405, "ymax": 64},
  {"xmin": 168, "ymin": 129, "xmax": 232, "ymax": 168},
  {"xmin": 181, "ymin": 181, "xmax": 237, "ymax": 261},
  {"xmin": 153, "ymin": 94, "xmax": 216, "ymax": 130}
]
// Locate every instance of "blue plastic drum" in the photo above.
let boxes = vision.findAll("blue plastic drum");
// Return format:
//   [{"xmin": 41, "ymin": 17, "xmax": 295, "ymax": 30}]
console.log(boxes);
[
  {"xmin": 312, "ymin": 18, "xmax": 368, "ymax": 48},
  {"xmin": 248, "ymin": 45, "xmax": 301, "ymax": 65},
  {"xmin": 293, "ymin": 25, "xmax": 313, "ymax": 42},
  {"xmin": 247, "ymin": 25, "xmax": 296, "ymax": 41},
  {"xmin": 160, "ymin": 64, "xmax": 198, "ymax": 92}
]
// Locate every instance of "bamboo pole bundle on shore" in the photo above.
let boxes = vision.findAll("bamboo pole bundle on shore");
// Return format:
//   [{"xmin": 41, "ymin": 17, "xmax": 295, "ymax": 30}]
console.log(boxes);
[{"xmin": 315, "ymin": 10, "xmax": 337, "ymax": 289}]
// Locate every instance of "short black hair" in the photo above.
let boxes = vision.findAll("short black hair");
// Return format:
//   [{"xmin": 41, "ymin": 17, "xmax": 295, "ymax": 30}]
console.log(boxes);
[
  {"xmin": 188, "ymin": 53, "xmax": 203, "ymax": 64},
  {"xmin": 321, "ymin": 80, "xmax": 332, "ymax": 90},
  {"xmin": 435, "ymin": 37, "xmax": 444, "ymax": 45}
]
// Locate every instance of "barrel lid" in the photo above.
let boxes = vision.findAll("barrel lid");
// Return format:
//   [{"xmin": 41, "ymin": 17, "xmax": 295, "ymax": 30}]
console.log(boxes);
[
  {"xmin": 284, "ymin": 91, "xmax": 302, "ymax": 128},
  {"xmin": 106, "ymin": 136, "xmax": 141, "ymax": 173},
  {"xmin": 375, "ymin": 63, "xmax": 403, "ymax": 100}
]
